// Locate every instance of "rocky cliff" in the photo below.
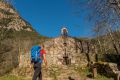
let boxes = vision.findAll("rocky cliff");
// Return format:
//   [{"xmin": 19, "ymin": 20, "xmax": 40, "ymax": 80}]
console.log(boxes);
[{"xmin": 0, "ymin": 0, "xmax": 34, "ymax": 31}]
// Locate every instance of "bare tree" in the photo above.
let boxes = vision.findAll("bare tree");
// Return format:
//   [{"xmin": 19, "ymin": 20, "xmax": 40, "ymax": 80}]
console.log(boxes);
[{"xmin": 70, "ymin": 0, "xmax": 120, "ymax": 55}]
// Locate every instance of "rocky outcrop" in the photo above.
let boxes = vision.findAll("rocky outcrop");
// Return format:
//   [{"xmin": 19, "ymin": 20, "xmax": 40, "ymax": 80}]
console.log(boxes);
[{"xmin": 0, "ymin": 1, "xmax": 34, "ymax": 31}]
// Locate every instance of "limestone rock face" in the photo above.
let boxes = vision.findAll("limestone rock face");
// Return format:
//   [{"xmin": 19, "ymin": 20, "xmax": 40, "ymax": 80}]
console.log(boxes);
[{"xmin": 0, "ymin": 1, "xmax": 34, "ymax": 31}]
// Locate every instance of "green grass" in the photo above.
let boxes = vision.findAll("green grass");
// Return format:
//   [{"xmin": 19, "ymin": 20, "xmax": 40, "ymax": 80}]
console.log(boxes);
[
  {"xmin": 0, "ymin": 68, "xmax": 114, "ymax": 80},
  {"xmin": 95, "ymin": 74, "xmax": 113, "ymax": 80},
  {"xmin": 0, "ymin": 75, "xmax": 31, "ymax": 80},
  {"xmin": 71, "ymin": 65, "xmax": 114, "ymax": 80}
]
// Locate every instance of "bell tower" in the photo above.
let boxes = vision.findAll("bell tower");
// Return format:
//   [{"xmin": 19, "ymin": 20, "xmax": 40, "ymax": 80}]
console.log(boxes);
[{"xmin": 61, "ymin": 27, "xmax": 71, "ymax": 65}]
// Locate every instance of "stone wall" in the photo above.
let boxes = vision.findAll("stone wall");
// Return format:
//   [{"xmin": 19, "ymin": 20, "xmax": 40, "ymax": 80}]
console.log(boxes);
[
  {"xmin": 43, "ymin": 36, "xmax": 89, "ymax": 66},
  {"xmin": 12, "ymin": 36, "xmax": 96, "ymax": 77}
]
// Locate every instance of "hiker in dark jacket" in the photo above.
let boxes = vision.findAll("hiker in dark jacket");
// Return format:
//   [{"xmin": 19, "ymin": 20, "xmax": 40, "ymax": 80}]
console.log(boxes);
[{"xmin": 31, "ymin": 45, "xmax": 47, "ymax": 80}]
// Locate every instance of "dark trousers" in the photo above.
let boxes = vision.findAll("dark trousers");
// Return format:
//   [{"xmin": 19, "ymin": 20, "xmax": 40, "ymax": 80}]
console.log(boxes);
[{"xmin": 32, "ymin": 62, "xmax": 42, "ymax": 80}]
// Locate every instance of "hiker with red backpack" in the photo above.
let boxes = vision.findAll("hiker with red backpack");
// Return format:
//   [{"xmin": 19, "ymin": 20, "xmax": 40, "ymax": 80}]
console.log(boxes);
[{"xmin": 31, "ymin": 45, "xmax": 47, "ymax": 80}]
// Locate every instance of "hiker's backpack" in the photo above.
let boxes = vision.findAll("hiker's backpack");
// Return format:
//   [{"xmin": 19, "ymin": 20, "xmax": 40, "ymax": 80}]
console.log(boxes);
[{"xmin": 31, "ymin": 45, "xmax": 42, "ymax": 63}]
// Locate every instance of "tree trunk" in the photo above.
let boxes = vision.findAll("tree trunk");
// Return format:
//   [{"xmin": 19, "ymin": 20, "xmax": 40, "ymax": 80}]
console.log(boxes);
[{"xmin": 108, "ymin": 28, "xmax": 119, "ymax": 54}]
